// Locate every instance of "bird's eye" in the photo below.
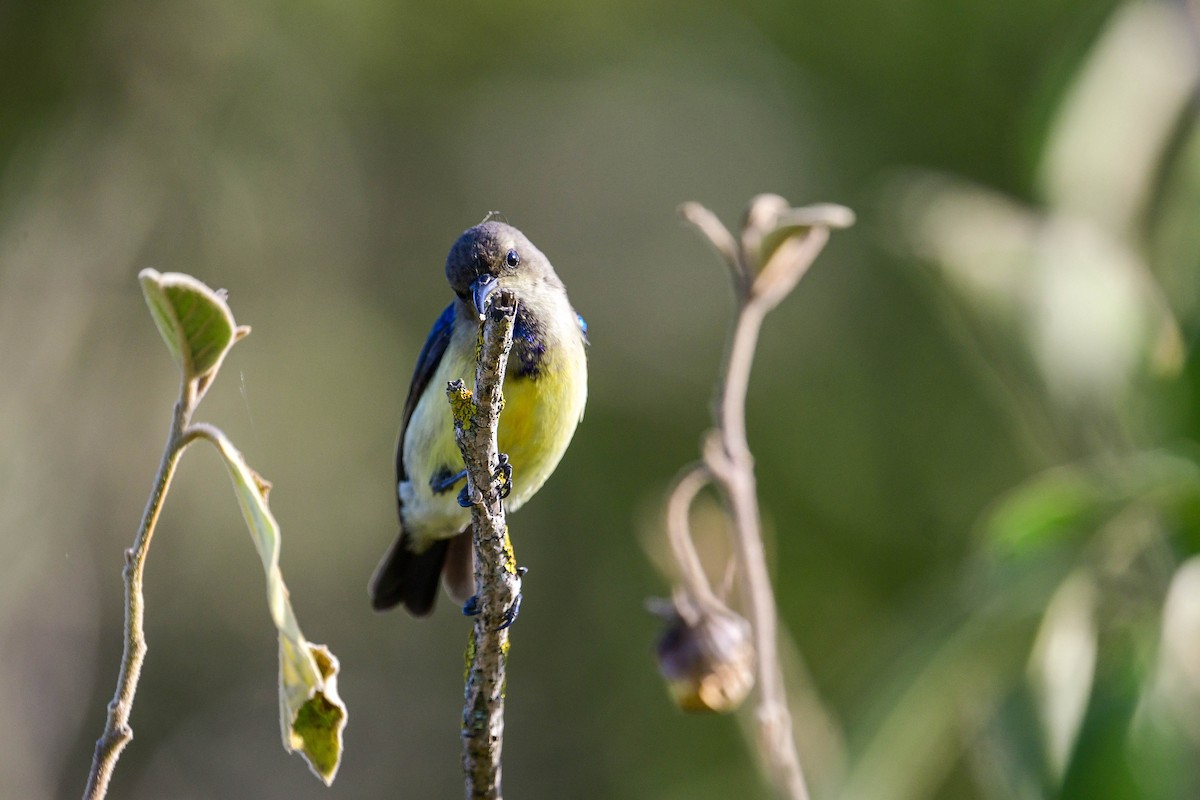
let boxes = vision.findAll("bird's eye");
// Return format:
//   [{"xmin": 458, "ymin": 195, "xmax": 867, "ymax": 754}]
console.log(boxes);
[{"xmin": 505, "ymin": 249, "xmax": 520, "ymax": 269}]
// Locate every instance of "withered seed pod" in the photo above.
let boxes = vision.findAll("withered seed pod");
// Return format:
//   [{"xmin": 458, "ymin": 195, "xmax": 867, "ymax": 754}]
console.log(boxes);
[{"xmin": 652, "ymin": 593, "xmax": 755, "ymax": 713}]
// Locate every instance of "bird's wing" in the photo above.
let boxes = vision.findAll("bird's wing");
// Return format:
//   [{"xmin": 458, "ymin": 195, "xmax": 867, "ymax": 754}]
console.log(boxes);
[{"xmin": 395, "ymin": 301, "xmax": 456, "ymax": 489}]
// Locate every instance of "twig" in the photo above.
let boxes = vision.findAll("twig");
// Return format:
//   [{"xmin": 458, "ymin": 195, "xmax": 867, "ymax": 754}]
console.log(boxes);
[
  {"xmin": 664, "ymin": 464, "xmax": 720, "ymax": 608},
  {"xmin": 659, "ymin": 195, "xmax": 853, "ymax": 800},
  {"xmin": 706, "ymin": 299, "xmax": 807, "ymax": 800},
  {"xmin": 450, "ymin": 289, "xmax": 521, "ymax": 800},
  {"xmin": 86, "ymin": 271, "xmax": 344, "ymax": 795},
  {"xmin": 83, "ymin": 382, "xmax": 198, "ymax": 800}
]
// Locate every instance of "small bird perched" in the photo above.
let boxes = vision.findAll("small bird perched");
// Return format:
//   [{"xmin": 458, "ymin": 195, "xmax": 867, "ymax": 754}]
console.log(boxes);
[{"xmin": 369, "ymin": 220, "xmax": 588, "ymax": 616}]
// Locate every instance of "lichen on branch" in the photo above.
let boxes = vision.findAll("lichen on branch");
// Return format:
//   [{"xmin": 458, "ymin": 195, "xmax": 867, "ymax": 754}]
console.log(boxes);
[{"xmin": 450, "ymin": 288, "xmax": 522, "ymax": 800}]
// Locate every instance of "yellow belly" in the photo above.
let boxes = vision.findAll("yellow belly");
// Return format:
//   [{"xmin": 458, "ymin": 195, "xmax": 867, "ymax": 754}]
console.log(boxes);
[{"xmin": 398, "ymin": 329, "xmax": 586, "ymax": 547}]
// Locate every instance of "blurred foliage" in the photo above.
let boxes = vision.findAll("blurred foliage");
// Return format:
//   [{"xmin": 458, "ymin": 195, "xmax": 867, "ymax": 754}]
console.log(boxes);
[{"xmin": 1, "ymin": 0, "xmax": 1197, "ymax": 798}]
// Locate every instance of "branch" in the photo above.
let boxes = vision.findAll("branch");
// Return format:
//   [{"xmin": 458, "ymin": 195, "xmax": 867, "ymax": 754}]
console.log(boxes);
[
  {"xmin": 663, "ymin": 464, "xmax": 720, "ymax": 608},
  {"xmin": 85, "ymin": 271, "xmax": 345, "ymax": 797},
  {"xmin": 450, "ymin": 289, "xmax": 521, "ymax": 800},
  {"xmin": 655, "ymin": 196, "xmax": 854, "ymax": 800},
  {"xmin": 83, "ymin": 390, "xmax": 196, "ymax": 800}
]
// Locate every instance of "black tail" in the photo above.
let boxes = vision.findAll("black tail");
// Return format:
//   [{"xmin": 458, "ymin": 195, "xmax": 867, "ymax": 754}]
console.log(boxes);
[{"xmin": 369, "ymin": 532, "xmax": 450, "ymax": 616}]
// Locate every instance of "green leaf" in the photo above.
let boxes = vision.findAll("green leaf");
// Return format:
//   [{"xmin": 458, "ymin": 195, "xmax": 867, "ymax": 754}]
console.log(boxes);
[
  {"xmin": 984, "ymin": 466, "xmax": 1103, "ymax": 556},
  {"xmin": 139, "ymin": 269, "xmax": 248, "ymax": 386},
  {"xmin": 984, "ymin": 450, "xmax": 1200, "ymax": 560},
  {"xmin": 204, "ymin": 427, "xmax": 347, "ymax": 785}
]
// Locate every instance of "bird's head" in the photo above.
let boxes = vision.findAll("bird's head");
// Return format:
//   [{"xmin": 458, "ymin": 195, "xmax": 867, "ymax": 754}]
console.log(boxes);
[{"xmin": 445, "ymin": 221, "xmax": 560, "ymax": 319}]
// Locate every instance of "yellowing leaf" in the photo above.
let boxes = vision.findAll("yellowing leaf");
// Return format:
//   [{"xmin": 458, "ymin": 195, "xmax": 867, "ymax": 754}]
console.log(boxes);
[
  {"xmin": 280, "ymin": 640, "xmax": 346, "ymax": 785},
  {"xmin": 204, "ymin": 428, "xmax": 347, "ymax": 785}
]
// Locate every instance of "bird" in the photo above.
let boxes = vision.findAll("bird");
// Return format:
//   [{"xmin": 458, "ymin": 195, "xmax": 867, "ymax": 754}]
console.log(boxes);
[{"xmin": 369, "ymin": 219, "xmax": 588, "ymax": 616}]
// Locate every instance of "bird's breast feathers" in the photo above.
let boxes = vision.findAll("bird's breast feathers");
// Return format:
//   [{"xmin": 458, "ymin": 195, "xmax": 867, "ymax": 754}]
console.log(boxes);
[{"xmin": 398, "ymin": 293, "xmax": 586, "ymax": 547}]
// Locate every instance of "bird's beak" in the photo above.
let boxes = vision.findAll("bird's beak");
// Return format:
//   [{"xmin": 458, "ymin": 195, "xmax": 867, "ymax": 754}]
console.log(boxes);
[{"xmin": 470, "ymin": 274, "xmax": 498, "ymax": 319}]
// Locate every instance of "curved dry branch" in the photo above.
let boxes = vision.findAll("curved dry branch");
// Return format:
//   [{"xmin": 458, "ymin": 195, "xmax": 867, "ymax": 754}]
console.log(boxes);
[{"xmin": 654, "ymin": 196, "xmax": 854, "ymax": 800}]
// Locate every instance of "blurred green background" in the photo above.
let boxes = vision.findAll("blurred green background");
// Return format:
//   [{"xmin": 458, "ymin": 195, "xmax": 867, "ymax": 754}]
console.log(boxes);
[{"xmin": 4, "ymin": 0, "xmax": 1200, "ymax": 797}]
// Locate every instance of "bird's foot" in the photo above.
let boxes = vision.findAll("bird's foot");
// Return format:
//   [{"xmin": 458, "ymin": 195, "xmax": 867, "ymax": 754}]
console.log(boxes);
[
  {"xmin": 461, "ymin": 566, "xmax": 528, "ymax": 630},
  {"xmin": 497, "ymin": 593, "xmax": 522, "ymax": 630},
  {"xmin": 451, "ymin": 456, "xmax": 511, "ymax": 507},
  {"xmin": 431, "ymin": 468, "xmax": 468, "ymax": 495},
  {"xmin": 495, "ymin": 453, "xmax": 513, "ymax": 500},
  {"xmin": 462, "ymin": 594, "xmax": 522, "ymax": 629}
]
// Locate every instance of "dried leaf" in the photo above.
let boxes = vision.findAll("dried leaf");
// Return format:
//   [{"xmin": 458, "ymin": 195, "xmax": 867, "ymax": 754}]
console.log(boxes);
[{"xmin": 205, "ymin": 428, "xmax": 347, "ymax": 785}]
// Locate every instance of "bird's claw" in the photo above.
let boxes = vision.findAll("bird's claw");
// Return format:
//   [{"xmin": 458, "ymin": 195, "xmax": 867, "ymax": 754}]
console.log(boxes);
[
  {"xmin": 453, "ymin": 456, "xmax": 511, "ymax": 506},
  {"xmin": 497, "ymin": 593, "xmax": 522, "ymax": 630},
  {"xmin": 462, "ymin": 593, "xmax": 523, "ymax": 630},
  {"xmin": 495, "ymin": 453, "xmax": 513, "ymax": 500},
  {"xmin": 461, "ymin": 567, "xmax": 527, "ymax": 630}
]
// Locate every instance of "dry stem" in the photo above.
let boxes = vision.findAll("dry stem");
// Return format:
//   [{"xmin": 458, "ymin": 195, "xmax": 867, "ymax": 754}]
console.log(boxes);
[
  {"xmin": 83, "ymin": 383, "xmax": 198, "ymax": 800},
  {"xmin": 663, "ymin": 197, "xmax": 852, "ymax": 800},
  {"xmin": 452, "ymin": 290, "xmax": 521, "ymax": 800}
]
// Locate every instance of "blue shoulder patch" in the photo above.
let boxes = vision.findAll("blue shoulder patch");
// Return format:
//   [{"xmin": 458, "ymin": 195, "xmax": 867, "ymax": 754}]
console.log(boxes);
[{"xmin": 577, "ymin": 312, "xmax": 589, "ymax": 345}]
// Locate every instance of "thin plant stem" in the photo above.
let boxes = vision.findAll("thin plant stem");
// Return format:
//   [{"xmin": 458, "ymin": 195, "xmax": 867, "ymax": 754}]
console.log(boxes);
[
  {"xmin": 664, "ymin": 464, "xmax": 720, "ymax": 607},
  {"xmin": 83, "ymin": 384, "xmax": 196, "ymax": 800},
  {"xmin": 668, "ymin": 198, "xmax": 851, "ymax": 800},
  {"xmin": 718, "ymin": 301, "xmax": 766, "ymax": 463},
  {"xmin": 708, "ymin": 296, "xmax": 809, "ymax": 800}
]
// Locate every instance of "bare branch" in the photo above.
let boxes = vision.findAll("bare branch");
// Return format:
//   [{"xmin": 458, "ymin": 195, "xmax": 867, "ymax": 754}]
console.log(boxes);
[
  {"xmin": 680, "ymin": 202, "xmax": 748, "ymax": 293},
  {"xmin": 655, "ymin": 195, "xmax": 853, "ymax": 800},
  {"xmin": 707, "ymin": 297, "xmax": 810, "ymax": 800},
  {"xmin": 664, "ymin": 464, "xmax": 720, "ymax": 606},
  {"xmin": 84, "ymin": 391, "xmax": 195, "ymax": 800},
  {"xmin": 452, "ymin": 290, "xmax": 521, "ymax": 800}
]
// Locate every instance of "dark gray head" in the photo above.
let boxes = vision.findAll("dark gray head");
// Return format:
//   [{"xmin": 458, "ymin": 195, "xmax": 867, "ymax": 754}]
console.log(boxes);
[{"xmin": 445, "ymin": 221, "xmax": 560, "ymax": 319}]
